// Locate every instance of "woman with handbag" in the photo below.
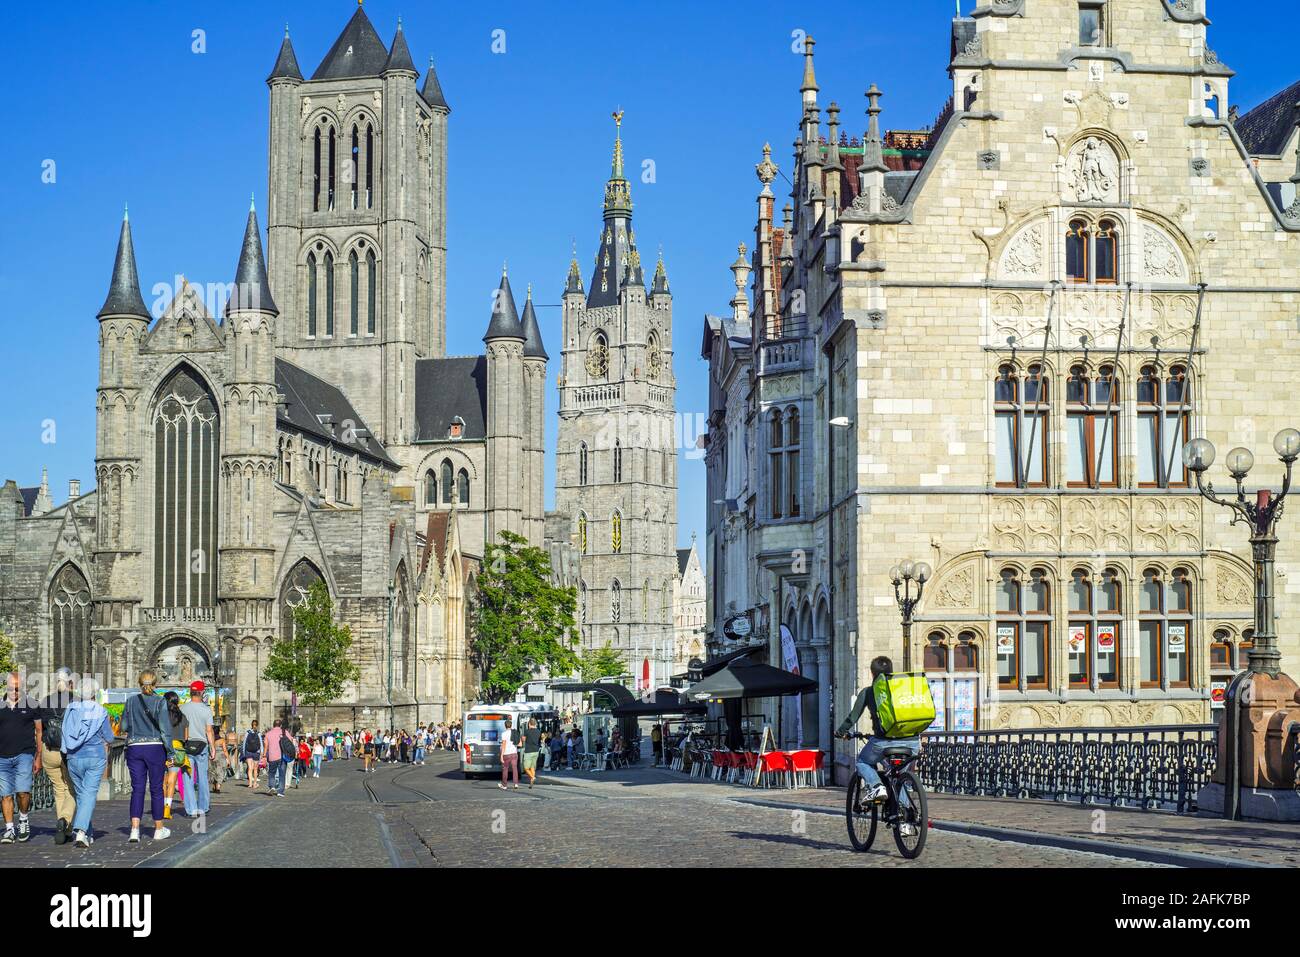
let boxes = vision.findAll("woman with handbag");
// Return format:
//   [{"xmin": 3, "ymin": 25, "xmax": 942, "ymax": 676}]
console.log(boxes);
[{"xmin": 116, "ymin": 671, "xmax": 172, "ymax": 843}]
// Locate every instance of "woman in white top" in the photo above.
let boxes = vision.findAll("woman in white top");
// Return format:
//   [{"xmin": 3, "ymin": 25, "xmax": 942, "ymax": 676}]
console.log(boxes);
[{"xmin": 310, "ymin": 739, "xmax": 324, "ymax": 777}]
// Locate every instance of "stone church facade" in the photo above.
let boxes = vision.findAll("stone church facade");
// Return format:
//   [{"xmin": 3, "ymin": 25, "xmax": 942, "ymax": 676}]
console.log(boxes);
[
  {"xmin": 0, "ymin": 7, "xmax": 552, "ymax": 730},
  {"xmin": 552, "ymin": 116, "xmax": 681, "ymax": 671},
  {"xmin": 706, "ymin": 0, "xmax": 1300, "ymax": 767}
]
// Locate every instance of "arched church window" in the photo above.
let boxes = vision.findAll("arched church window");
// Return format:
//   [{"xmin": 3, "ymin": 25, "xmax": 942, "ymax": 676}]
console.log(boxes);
[
  {"xmin": 280, "ymin": 561, "xmax": 324, "ymax": 642},
  {"xmin": 327, "ymin": 127, "xmax": 337, "ymax": 211},
  {"xmin": 1094, "ymin": 219, "xmax": 1119, "ymax": 285},
  {"xmin": 307, "ymin": 253, "xmax": 318, "ymax": 337},
  {"xmin": 153, "ymin": 366, "xmax": 219, "ymax": 608},
  {"xmin": 349, "ymin": 251, "xmax": 359, "ymax": 336},
  {"xmin": 313, "ymin": 127, "xmax": 322, "ymax": 212},
  {"xmin": 440, "ymin": 459, "xmax": 453, "ymax": 505},
  {"xmin": 611, "ymin": 511, "xmax": 623, "ymax": 554},
  {"xmin": 1066, "ymin": 220, "xmax": 1090, "ymax": 283},
  {"xmin": 577, "ymin": 512, "xmax": 588, "ymax": 554},
  {"xmin": 579, "ymin": 442, "xmax": 589, "ymax": 486},
  {"xmin": 350, "ymin": 126, "xmax": 359, "ymax": 209},
  {"xmin": 324, "ymin": 252, "xmax": 335, "ymax": 337},
  {"xmin": 457, "ymin": 469, "xmax": 470, "ymax": 506},
  {"xmin": 365, "ymin": 125, "xmax": 375, "ymax": 209},
  {"xmin": 424, "ymin": 469, "xmax": 437, "ymax": 506},
  {"xmin": 613, "ymin": 441, "xmax": 623, "ymax": 483},
  {"xmin": 366, "ymin": 250, "xmax": 377, "ymax": 335},
  {"xmin": 610, "ymin": 580, "xmax": 622, "ymax": 623},
  {"xmin": 586, "ymin": 332, "xmax": 610, "ymax": 379},
  {"xmin": 50, "ymin": 564, "xmax": 91, "ymax": 675}
]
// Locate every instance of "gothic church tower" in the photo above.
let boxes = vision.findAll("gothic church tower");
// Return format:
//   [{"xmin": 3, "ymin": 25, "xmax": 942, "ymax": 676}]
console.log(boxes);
[
  {"xmin": 265, "ymin": 7, "xmax": 449, "ymax": 448},
  {"xmin": 554, "ymin": 114, "xmax": 678, "ymax": 669}
]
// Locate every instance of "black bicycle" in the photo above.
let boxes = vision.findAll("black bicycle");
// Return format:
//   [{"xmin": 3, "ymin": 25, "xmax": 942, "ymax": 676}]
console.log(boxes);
[{"xmin": 839, "ymin": 733, "xmax": 928, "ymax": 859}]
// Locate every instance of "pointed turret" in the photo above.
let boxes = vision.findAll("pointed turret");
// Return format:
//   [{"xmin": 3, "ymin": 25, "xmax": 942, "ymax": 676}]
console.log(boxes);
[
  {"xmin": 520, "ymin": 286, "xmax": 548, "ymax": 360},
  {"xmin": 383, "ymin": 18, "xmax": 417, "ymax": 75},
  {"xmin": 98, "ymin": 209, "xmax": 150, "ymax": 320},
  {"xmin": 225, "ymin": 200, "xmax": 279, "ymax": 317},
  {"xmin": 483, "ymin": 266, "xmax": 524, "ymax": 341},
  {"xmin": 800, "ymin": 35, "xmax": 819, "ymax": 105},
  {"xmin": 565, "ymin": 244, "xmax": 584, "ymax": 295},
  {"xmin": 267, "ymin": 26, "xmax": 303, "ymax": 83},
  {"xmin": 421, "ymin": 56, "xmax": 449, "ymax": 110},
  {"xmin": 651, "ymin": 253, "xmax": 670, "ymax": 296}
]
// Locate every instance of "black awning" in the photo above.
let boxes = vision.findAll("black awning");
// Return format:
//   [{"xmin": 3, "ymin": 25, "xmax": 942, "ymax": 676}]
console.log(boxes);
[
  {"xmin": 700, "ymin": 644, "xmax": 763, "ymax": 677},
  {"xmin": 546, "ymin": 681, "xmax": 637, "ymax": 710},
  {"xmin": 686, "ymin": 657, "xmax": 817, "ymax": 701},
  {"xmin": 610, "ymin": 688, "xmax": 708, "ymax": 718}
]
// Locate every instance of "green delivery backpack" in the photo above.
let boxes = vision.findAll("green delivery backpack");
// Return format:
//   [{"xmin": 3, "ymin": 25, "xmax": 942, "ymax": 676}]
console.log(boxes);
[{"xmin": 873, "ymin": 672, "xmax": 937, "ymax": 738}]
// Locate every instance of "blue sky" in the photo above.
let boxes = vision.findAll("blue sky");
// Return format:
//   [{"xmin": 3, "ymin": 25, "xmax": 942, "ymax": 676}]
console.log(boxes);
[{"xmin": 2, "ymin": 1, "xmax": 1294, "ymax": 553}]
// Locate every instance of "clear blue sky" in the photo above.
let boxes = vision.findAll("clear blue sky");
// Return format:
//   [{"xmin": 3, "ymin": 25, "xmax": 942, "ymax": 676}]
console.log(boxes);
[{"xmin": 2, "ymin": 1, "xmax": 1293, "ymax": 552}]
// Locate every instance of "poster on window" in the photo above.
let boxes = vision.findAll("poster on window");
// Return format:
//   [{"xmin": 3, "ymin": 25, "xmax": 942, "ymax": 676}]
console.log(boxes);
[
  {"xmin": 1168, "ymin": 624, "xmax": 1187, "ymax": 651},
  {"xmin": 930, "ymin": 677, "xmax": 947, "ymax": 733},
  {"xmin": 1097, "ymin": 624, "xmax": 1116, "ymax": 651},
  {"xmin": 952, "ymin": 679, "xmax": 977, "ymax": 732},
  {"xmin": 996, "ymin": 626, "xmax": 1016, "ymax": 655},
  {"xmin": 1068, "ymin": 625, "xmax": 1087, "ymax": 654},
  {"xmin": 1210, "ymin": 681, "xmax": 1227, "ymax": 709}
]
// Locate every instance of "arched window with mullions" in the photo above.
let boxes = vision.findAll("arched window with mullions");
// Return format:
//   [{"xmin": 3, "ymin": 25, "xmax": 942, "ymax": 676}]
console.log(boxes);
[
  {"xmin": 312, "ymin": 127, "xmax": 322, "ymax": 212},
  {"xmin": 349, "ymin": 251, "xmax": 360, "ymax": 336},
  {"xmin": 1066, "ymin": 364, "xmax": 1119, "ymax": 488},
  {"xmin": 327, "ymin": 126, "xmax": 337, "ymax": 211},
  {"xmin": 440, "ymin": 459, "xmax": 453, "ymax": 505},
  {"xmin": 994, "ymin": 364, "xmax": 1048, "ymax": 487},
  {"xmin": 423, "ymin": 469, "xmax": 437, "ymax": 506},
  {"xmin": 769, "ymin": 409, "xmax": 785, "ymax": 518},
  {"xmin": 50, "ymin": 564, "xmax": 92, "ymax": 676},
  {"xmin": 613, "ymin": 440, "xmax": 623, "ymax": 483},
  {"xmin": 280, "ymin": 560, "xmax": 324, "ymax": 642},
  {"xmin": 365, "ymin": 124, "xmax": 375, "ymax": 208},
  {"xmin": 366, "ymin": 249, "xmax": 377, "ymax": 335},
  {"xmin": 306, "ymin": 252, "xmax": 318, "ymax": 337},
  {"xmin": 925, "ymin": 630, "xmax": 980, "ymax": 732},
  {"xmin": 457, "ymin": 468, "xmax": 469, "ymax": 506},
  {"xmin": 577, "ymin": 512, "xmax": 588, "ymax": 554},
  {"xmin": 1137, "ymin": 364, "xmax": 1192, "ymax": 488},
  {"xmin": 611, "ymin": 510, "xmax": 623, "ymax": 554},
  {"xmin": 323, "ymin": 252, "xmax": 335, "ymax": 337},
  {"xmin": 1066, "ymin": 218, "xmax": 1121, "ymax": 284},
  {"xmin": 350, "ymin": 125, "xmax": 360, "ymax": 209},
  {"xmin": 1067, "ymin": 567, "xmax": 1123, "ymax": 689},
  {"xmin": 1138, "ymin": 566, "xmax": 1192, "ymax": 689},
  {"xmin": 610, "ymin": 580, "xmax": 622, "ymax": 623},
  {"xmin": 153, "ymin": 366, "xmax": 219, "ymax": 608},
  {"xmin": 995, "ymin": 567, "xmax": 1050, "ymax": 691}
]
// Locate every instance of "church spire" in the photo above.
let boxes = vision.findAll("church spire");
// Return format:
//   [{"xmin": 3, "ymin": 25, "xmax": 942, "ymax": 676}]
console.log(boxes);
[
  {"xmin": 566, "ymin": 241, "xmax": 584, "ymax": 295},
  {"xmin": 225, "ymin": 203, "xmax": 279, "ymax": 316},
  {"xmin": 652, "ymin": 251, "xmax": 670, "ymax": 296},
  {"xmin": 483, "ymin": 266, "xmax": 524, "ymax": 341},
  {"xmin": 588, "ymin": 111, "xmax": 640, "ymax": 307},
  {"xmin": 603, "ymin": 110, "xmax": 632, "ymax": 215},
  {"xmin": 520, "ymin": 285, "xmax": 548, "ymax": 360},
  {"xmin": 383, "ymin": 18, "xmax": 417, "ymax": 75},
  {"xmin": 98, "ymin": 209, "xmax": 150, "ymax": 320},
  {"xmin": 421, "ymin": 55, "xmax": 449, "ymax": 110},
  {"xmin": 267, "ymin": 26, "xmax": 303, "ymax": 83}
]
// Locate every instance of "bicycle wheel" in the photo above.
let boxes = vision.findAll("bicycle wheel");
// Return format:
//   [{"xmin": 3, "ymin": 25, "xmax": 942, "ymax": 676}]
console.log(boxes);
[
  {"xmin": 845, "ymin": 773, "xmax": 878, "ymax": 852},
  {"xmin": 892, "ymin": 771, "xmax": 928, "ymax": 859}
]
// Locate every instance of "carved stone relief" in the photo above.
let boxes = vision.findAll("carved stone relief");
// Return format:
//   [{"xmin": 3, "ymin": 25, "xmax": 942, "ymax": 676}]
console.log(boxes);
[
  {"xmin": 1142, "ymin": 223, "xmax": 1188, "ymax": 282},
  {"xmin": 999, "ymin": 221, "xmax": 1046, "ymax": 279},
  {"xmin": 1067, "ymin": 136, "xmax": 1120, "ymax": 203}
]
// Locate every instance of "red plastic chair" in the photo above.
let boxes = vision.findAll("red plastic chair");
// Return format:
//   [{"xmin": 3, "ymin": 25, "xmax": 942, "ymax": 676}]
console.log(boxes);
[
  {"xmin": 726, "ymin": 751, "xmax": 744, "ymax": 783},
  {"xmin": 711, "ymin": 749, "xmax": 727, "ymax": 781},
  {"xmin": 758, "ymin": 751, "xmax": 791, "ymax": 789},
  {"xmin": 741, "ymin": 751, "xmax": 759, "ymax": 786},
  {"xmin": 789, "ymin": 750, "xmax": 820, "ymax": 789},
  {"xmin": 812, "ymin": 749, "xmax": 826, "ymax": 787}
]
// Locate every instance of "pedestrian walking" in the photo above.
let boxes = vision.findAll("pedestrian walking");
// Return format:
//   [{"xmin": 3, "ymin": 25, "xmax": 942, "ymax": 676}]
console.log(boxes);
[
  {"xmin": 266, "ymin": 720, "xmax": 294, "ymax": 796},
  {"xmin": 37, "ymin": 668, "xmax": 76, "ymax": 844},
  {"xmin": 60, "ymin": 677, "xmax": 115, "ymax": 848},
  {"xmin": 498, "ymin": 717, "xmax": 520, "ymax": 790},
  {"xmin": 343, "ymin": 731, "xmax": 353, "ymax": 760},
  {"xmin": 521, "ymin": 717, "xmax": 541, "ymax": 789},
  {"xmin": 118, "ymin": 670, "xmax": 172, "ymax": 843},
  {"xmin": 548, "ymin": 731, "xmax": 563, "ymax": 771},
  {"xmin": 0, "ymin": 671, "xmax": 41, "ymax": 844},
  {"xmin": 311, "ymin": 738, "xmax": 324, "ymax": 777},
  {"xmin": 161, "ymin": 691, "xmax": 186, "ymax": 820},
  {"xmin": 180, "ymin": 681, "xmax": 215, "ymax": 818},
  {"xmin": 296, "ymin": 737, "xmax": 311, "ymax": 783},
  {"xmin": 242, "ymin": 720, "xmax": 263, "ymax": 790},
  {"xmin": 412, "ymin": 727, "xmax": 426, "ymax": 766}
]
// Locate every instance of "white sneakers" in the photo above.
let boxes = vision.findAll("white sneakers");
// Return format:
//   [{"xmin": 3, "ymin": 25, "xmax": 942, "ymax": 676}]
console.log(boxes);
[
  {"xmin": 153, "ymin": 827, "xmax": 171, "ymax": 841},
  {"xmin": 74, "ymin": 831, "xmax": 92, "ymax": 848},
  {"xmin": 868, "ymin": 784, "xmax": 888, "ymax": 802},
  {"xmin": 128, "ymin": 828, "xmax": 139, "ymax": 843}
]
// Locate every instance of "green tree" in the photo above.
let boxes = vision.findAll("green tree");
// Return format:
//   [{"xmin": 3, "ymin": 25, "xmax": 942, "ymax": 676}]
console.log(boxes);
[
  {"xmin": 578, "ymin": 642, "xmax": 627, "ymax": 685},
  {"xmin": 470, "ymin": 530, "xmax": 579, "ymax": 703},
  {"xmin": 263, "ymin": 580, "xmax": 361, "ymax": 728},
  {"xmin": 0, "ymin": 630, "xmax": 14, "ymax": 674}
]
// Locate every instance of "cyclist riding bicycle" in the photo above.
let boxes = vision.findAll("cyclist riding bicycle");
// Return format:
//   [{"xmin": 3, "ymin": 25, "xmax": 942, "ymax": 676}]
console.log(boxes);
[{"xmin": 834, "ymin": 654, "xmax": 921, "ymax": 821}]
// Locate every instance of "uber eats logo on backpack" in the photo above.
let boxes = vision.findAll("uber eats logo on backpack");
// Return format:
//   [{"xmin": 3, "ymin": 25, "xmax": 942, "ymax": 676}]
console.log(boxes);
[{"xmin": 49, "ymin": 888, "xmax": 152, "ymax": 937}]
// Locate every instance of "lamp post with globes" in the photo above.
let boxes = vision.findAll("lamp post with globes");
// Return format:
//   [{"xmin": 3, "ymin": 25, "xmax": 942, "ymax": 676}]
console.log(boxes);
[
  {"xmin": 889, "ymin": 560, "xmax": 932, "ymax": 671},
  {"xmin": 1183, "ymin": 427, "xmax": 1300, "ymax": 820}
]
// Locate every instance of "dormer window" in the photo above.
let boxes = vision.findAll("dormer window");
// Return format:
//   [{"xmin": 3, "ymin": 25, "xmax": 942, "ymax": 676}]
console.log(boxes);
[
  {"xmin": 448, "ymin": 417, "xmax": 465, "ymax": 440},
  {"xmin": 1079, "ymin": 2, "xmax": 1105, "ymax": 47}
]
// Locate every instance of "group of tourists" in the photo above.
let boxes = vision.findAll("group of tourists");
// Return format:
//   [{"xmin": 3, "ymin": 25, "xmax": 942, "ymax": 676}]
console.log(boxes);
[
  {"xmin": 232, "ymin": 722, "xmax": 463, "ymax": 783},
  {"xmin": 0, "ymin": 668, "xmax": 215, "ymax": 850}
]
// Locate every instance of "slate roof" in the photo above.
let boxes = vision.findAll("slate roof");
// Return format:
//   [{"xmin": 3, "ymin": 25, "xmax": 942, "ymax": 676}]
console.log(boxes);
[
  {"xmin": 268, "ymin": 33, "xmax": 303, "ymax": 82},
  {"xmin": 98, "ymin": 214, "xmax": 150, "ymax": 320},
  {"xmin": 483, "ymin": 273, "xmax": 524, "ymax": 341},
  {"xmin": 275, "ymin": 359, "xmax": 395, "ymax": 466},
  {"xmin": 520, "ymin": 295, "xmax": 548, "ymax": 360},
  {"xmin": 18, "ymin": 487, "xmax": 38, "ymax": 517},
  {"xmin": 421, "ymin": 60, "xmax": 448, "ymax": 110},
  {"xmin": 1235, "ymin": 79, "xmax": 1300, "ymax": 157},
  {"xmin": 413, "ymin": 356, "xmax": 488, "ymax": 442},
  {"xmin": 420, "ymin": 510, "xmax": 450, "ymax": 576},
  {"xmin": 383, "ymin": 22, "xmax": 416, "ymax": 75},
  {"xmin": 311, "ymin": 7, "xmax": 391, "ymax": 81},
  {"xmin": 225, "ymin": 207, "xmax": 278, "ymax": 316},
  {"xmin": 676, "ymin": 547, "xmax": 691, "ymax": 578}
]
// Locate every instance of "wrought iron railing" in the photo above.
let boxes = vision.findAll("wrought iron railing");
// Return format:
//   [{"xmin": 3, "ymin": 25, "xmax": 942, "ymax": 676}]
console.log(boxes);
[
  {"xmin": 33, "ymin": 741, "xmax": 130, "ymax": 812},
  {"xmin": 918, "ymin": 724, "xmax": 1218, "ymax": 814}
]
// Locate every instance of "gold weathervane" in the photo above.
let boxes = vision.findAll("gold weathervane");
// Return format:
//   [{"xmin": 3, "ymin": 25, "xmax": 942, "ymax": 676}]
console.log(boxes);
[{"xmin": 613, "ymin": 109, "xmax": 624, "ymax": 127}]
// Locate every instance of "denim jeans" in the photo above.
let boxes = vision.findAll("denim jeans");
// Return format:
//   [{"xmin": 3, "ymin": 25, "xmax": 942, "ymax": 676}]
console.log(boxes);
[
  {"xmin": 311, "ymin": 755, "xmax": 322, "ymax": 774},
  {"xmin": 856, "ymin": 736, "xmax": 920, "ymax": 808},
  {"xmin": 0, "ymin": 753, "xmax": 34, "ymax": 798},
  {"xmin": 66, "ymin": 748, "xmax": 107, "ymax": 834},
  {"xmin": 268, "ymin": 758, "xmax": 287, "ymax": 794},
  {"xmin": 183, "ymin": 750, "xmax": 210, "ymax": 816},
  {"xmin": 413, "ymin": 746, "xmax": 425, "ymax": 763}
]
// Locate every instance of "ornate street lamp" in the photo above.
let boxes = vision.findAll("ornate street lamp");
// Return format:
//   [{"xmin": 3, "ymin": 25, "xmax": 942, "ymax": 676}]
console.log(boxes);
[
  {"xmin": 1184, "ymin": 428, "xmax": 1300, "ymax": 820},
  {"xmin": 889, "ymin": 560, "xmax": 932, "ymax": 671}
]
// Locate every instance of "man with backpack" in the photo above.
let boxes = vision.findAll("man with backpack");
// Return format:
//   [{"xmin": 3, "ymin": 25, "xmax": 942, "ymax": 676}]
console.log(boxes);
[
  {"xmin": 266, "ymin": 720, "xmax": 295, "ymax": 796},
  {"xmin": 242, "ymin": 720, "xmax": 263, "ymax": 790},
  {"xmin": 38, "ymin": 669, "xmax": 76, "ymax": 845}
]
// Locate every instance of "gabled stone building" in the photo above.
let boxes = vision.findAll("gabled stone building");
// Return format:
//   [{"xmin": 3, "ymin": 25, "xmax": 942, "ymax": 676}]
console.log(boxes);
[
  {"xmin": 707, "ymin": 0, "xmax": 1300, "ymax": 770},
  {"xmin": 0, "ymin": 6, "xmax": 548, "ymax": 730}
]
